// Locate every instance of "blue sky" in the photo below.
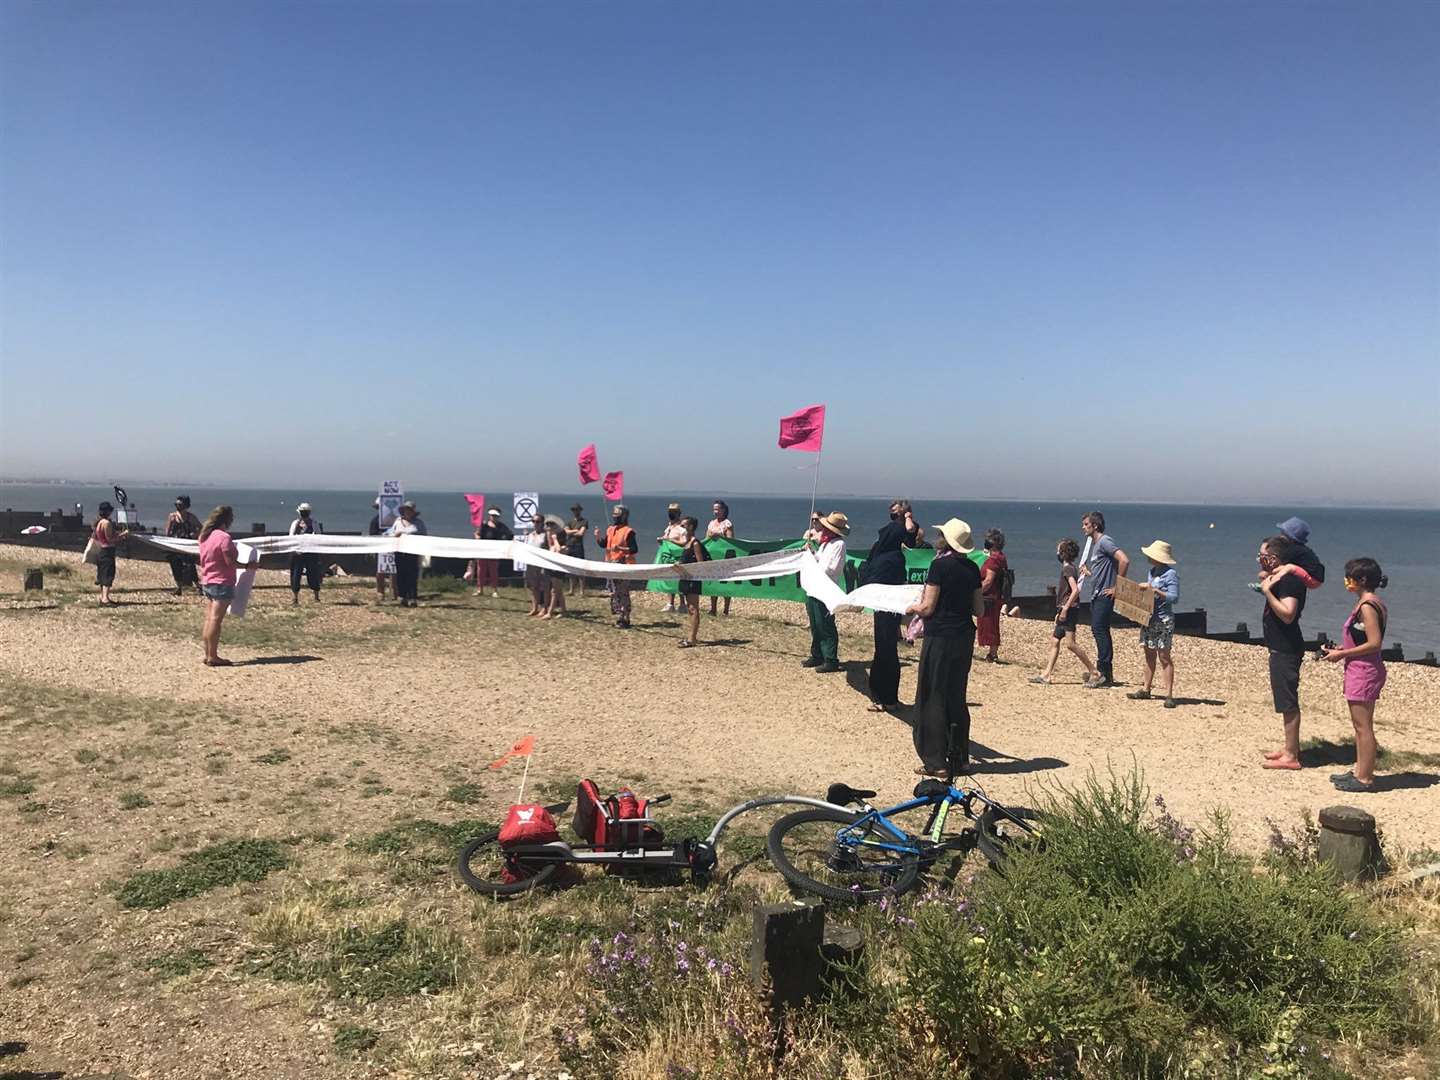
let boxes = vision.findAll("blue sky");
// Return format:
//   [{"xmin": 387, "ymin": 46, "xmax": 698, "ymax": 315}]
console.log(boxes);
[{"xmin": 2, "ymin": 1, "xmax": 1437, "ymax": 505}]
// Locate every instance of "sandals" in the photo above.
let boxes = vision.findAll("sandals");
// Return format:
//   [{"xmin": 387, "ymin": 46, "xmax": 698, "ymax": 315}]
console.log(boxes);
[
  {"xmin": 1332, "ymin": 774, "xmax": 1376, "ymax": 793},
  {"xmin": 866, "ymin": 702, "xmax": 893, "ymax": 712},
  {"xmin": 1029, "ymin": 676, "xmax": 1052, "ymax": 685},
  {"xmin": 678, "ymin": 639, "xmax": 695, "ymax": 648},
  {"xmin": 1127, "ymin": 689, "xmax": 1153, "ymax": 700}
]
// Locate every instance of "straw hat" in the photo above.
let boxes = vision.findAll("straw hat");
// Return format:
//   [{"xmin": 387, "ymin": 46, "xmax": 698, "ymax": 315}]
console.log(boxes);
[
  {"xmin": 1141, "ymin": 540, "xmax": 1176, "ymax": 565},
  {"xmin": 296, "ymin": 502, "xmax": 312, "ymax": 513},
  {"xmin": 667, "ymin": 502, "xmax": 682, "ymax": 511},
  {"xmin": 818, "ymin": 511, "xmax": 850, "ymax": 537},
  {"xmin": 932, "ymin": 518, "xmax": 974, "ymax": 554}
]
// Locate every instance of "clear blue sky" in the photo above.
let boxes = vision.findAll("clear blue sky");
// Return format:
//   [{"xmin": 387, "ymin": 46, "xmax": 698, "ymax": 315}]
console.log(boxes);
[{"xmin": 2, "ymin": 1, "xmax": 1436, "ymax": 505}]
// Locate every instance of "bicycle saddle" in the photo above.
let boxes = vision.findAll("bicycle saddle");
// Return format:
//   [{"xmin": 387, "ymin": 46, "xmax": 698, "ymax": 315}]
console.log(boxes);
[
  {"xmin": 913, "ymin": 779, "xmax": 951, "ymax": 799},
  {"xmin": 827, "ymin": 783, "xmax": 878, "ymax": 806}
]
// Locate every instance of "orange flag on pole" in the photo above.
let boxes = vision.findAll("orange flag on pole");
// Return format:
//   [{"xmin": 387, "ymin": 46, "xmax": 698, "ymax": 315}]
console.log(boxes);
[{"xmin": 488, "ymin": 735, "xmax": 536, "ymax": 770}]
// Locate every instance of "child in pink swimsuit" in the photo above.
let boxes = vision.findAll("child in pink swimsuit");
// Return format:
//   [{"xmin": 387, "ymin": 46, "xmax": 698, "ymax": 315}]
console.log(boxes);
[{"xmin": 1320, "ymin": 558, "xmax": 1388, "ymax": 793}]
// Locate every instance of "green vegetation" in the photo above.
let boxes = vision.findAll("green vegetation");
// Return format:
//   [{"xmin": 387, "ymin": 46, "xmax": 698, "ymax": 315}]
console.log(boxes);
[
  {"xmin": 253, "ymin": 747, "xmax": 292, "ymax": 765},
  {"xmin": 0, "ymin": 777, "xmax": 36, "ymax": 797},
  {"xmin": 261, "ymin": 912, "xmax": 465, "ymax": 1001},
  {"xmin": 119, "ymin": 790, "xmax": 153, "ymax": 810},
  {"xmin": 1301, "ymin": 736, "xmax": 1440, "ymax": 772},
  {"xmin": 74, "ymin": 748, "xmax": 100, "ymax": 764},
  {"xmin": 145, "ymin": 947, "xmax": 214, "ymax": 980},
  {"xmin": 351, "ymin": 817, "xmax": 493, "ymax": 884},
  {"xmin": 334, "ymin": 1024, "xmax": 380, "ymax": 1057},
  {"xmin": 444, "ymin": 782, "xmax": 483, "ymax": 804},
  {"xmin": 117, "ymin": 838, "xmax": 290, "ymax": 910}
]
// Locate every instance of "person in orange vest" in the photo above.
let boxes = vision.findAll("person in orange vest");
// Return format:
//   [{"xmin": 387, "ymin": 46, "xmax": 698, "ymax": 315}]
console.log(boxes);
[{"xmin": 595, "ymin": 504, "xmax": 639, "ymax": 628}]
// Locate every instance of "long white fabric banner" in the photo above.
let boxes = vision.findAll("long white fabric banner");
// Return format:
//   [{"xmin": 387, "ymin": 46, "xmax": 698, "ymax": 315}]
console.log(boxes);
[{"xmin": 139, "ymin": 534, "xmax": 923, "ymax": 616}]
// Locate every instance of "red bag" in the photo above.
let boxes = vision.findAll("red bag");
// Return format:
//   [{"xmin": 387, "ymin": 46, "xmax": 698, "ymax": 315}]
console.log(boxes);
[
  {"xmin": 606, "ymin": 788, "xmax": 651, "ymax": 849},
  {"xmin": 573, "ymin": 780, "xmax": 608, "ymax": 847},
  {"xmin": 498, "ymin": 804, "xmax": 560, "ymax": 848}
]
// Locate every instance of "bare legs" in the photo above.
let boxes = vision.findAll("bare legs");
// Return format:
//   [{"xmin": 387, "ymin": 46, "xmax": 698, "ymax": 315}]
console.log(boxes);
[
  {"xmin": 1348, "ymin": 701, "xmax": 1377, "ymax": 784},
  {"xmin": 1034, "ymin": 629, "xmax": 1095, "ymax": 683},
  {"xmin": 680, "ymin": 594, "xmax": 700, "ymax": 646},
  {"xmin": 375, "ymin": 573, "xmax": 392, "ymax": 602},
  {"xmin": 708, "ymin": 595, "xmax": 731, "ymax": 616},
  {"xmin": 201, "ymin": 598, "xmax": 229, "ymax": 665},
  {"xmin": 1263, "ymin": 709, "xmax": 1303, "ymax": 768}
]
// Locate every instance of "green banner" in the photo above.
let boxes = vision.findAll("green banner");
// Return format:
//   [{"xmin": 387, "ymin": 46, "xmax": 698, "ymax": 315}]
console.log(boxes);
[{"xmin": 647, "ymin": 537, "xmax": 986, "ymax": 600}]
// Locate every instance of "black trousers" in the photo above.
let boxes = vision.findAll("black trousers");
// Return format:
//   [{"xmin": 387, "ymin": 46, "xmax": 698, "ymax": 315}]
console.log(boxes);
[
  {"xmin": 394, "ymin": 552, "xmax": 421, "ymax": 601},
  {"xmin": 168, "ymin": 554, "xmax": 198, "ymax": 589},
  {"xmin": 289, "ymin": 554, "xmax": 322, "ymax": 595},
  {"xmin": 911, "ymin": 631, "xmax": 975, "ymax": 776},
  {"xmin": 869, "ymin": 612, "xmax": 902, "ymax": 705}
]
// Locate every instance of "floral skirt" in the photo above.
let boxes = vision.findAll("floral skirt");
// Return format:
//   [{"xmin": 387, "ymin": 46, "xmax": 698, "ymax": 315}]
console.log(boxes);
[{"xmin": 1139, "ymin": 613, "xmax": 1175, "ymax": 651}]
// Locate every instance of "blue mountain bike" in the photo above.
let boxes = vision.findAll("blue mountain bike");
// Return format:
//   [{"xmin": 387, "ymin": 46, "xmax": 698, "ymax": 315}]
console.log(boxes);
[{"xmin": 765, "ymin": 779, "xmax": 1043, "ymax": 902}]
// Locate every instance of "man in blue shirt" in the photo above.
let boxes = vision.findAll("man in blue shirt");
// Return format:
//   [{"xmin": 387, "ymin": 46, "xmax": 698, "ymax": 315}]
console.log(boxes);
[{"xmin": 1079, "ymin": 510, "xmax": 1130, "ymax": 688}]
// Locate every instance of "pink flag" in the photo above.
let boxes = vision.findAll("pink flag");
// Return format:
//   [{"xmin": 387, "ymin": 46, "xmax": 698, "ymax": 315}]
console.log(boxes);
[
  {"xmin": 778, "ymin": 404, "xmax": 826, "ymax": 452},
  {"xmin": 463, "ymin": 494, "xmax": 486, "ymax": 527},
  {"xmin": 602, "ymin": 471, "xmax": 624, "ymax": 501},
  {"xmin": 577, "ymin": 443, "xmax": 600, "ymax": 485}
]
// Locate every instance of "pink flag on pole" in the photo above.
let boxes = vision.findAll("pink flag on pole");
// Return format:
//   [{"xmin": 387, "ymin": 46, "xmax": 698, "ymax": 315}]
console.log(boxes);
[
  {"xmin": 602, "ymin": 471, "xmax": 624, "ymax": 501},
  {"xmin": 778, "ymin": 404, "xmax": 826, "ymax": 452},
  {"xmin": 577, "ymin": 444, "xmax": 600, "ymax": 485},
  {"xmin": 463, "ymin": 494, "xmax": 486, "ymax": 527}
]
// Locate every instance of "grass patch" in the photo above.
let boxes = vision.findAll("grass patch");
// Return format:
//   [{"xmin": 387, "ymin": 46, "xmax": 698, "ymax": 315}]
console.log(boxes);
[
  {"xmin": 253, "ymin": 748, "xmax": 292, "ymax": 766},
  {"xmin": 0, "ymin": 777, "xmax": 36, "ymax": 797},
  {"xmin": 351, "ymin": 817, "xmax": 493, "ymax": 884},
  {"xmin": 334, "ymin": 1024, "xmax": 380, "ymax": 1057},
  {"xmin": 117, "ymin": 838, "xmax": 290, "ymax": 910},
  {"xmin": 145, "ymin": 947, "xmax": 213, "ymax": 980},
  {"xmin": 73, "ymin": 748, "xmax": 100, "ymax": 764},
  {"xmin": 444, "ymin": 782, "xmax": 483, "ymax": 804},
  {"xmin": 1302, "ymin": 736, "xmax": 1440, "ymax": 772},
  {"xmin": 119, "ymin": 790, "xmax": 153, "ymax": 810}
]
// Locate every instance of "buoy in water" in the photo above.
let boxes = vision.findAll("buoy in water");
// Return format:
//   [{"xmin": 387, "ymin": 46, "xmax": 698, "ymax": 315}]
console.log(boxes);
[{"xmin": 1209, "ymin": 523, "xmax": 1215, "ymax": 529}]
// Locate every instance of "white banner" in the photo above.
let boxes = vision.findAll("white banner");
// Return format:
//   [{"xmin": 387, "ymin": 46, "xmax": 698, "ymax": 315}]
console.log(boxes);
[{"xmin": 139, "ymin": 533, "xmax": 922, "ymax": 615}]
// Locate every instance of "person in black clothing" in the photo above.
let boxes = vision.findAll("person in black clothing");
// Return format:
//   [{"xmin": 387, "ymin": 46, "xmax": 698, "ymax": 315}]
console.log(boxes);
[
  {"xmin": 862, "ymin": 499, "xmax": 917, "ymax": 711},
  {"xmin": 907, "ymin": 518, "xmax": 984, "ymax": 779},
  {"xmin": 165, "ymin": 495, "xmax": 202, "ymax": 596},
  {"xmin": 1257, "ymin": 534, "xmax": 1309, "ymax": 771},
  {"xmin": 369, "ymin": 499, "xmax": 395, "ymax": 601}
]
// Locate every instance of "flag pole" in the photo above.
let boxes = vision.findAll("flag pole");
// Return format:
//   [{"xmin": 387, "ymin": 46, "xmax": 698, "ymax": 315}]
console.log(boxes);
[
  {"xmin": 808, "ymin": 444, "xmax": 823, "ymax": 521},
  {"xmin": 517, "ymin": 750, "xmax": 533, "ymax": 804}
]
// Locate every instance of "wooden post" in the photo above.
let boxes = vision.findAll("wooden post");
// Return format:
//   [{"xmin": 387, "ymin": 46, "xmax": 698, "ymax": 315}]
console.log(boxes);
[
  {"xmin": 820, "ymin": 924, "xmax": 865, "ymax": 998},
  {"xmin": 1317, "ymin": 805, "xmax": 1384, "ymax": 883},
  {"xmin": 23, "ymin": 568, "xmax": 43, "ymax": 591},
  {"xmin": 750, "ymin": 900, "xmax": 826, "ymax": 1015}
]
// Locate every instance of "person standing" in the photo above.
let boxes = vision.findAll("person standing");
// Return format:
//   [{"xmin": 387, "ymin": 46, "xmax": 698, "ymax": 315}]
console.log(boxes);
[
  {"xmin": 564, "ymin": 503, "xmax": 589, "ymax": 597},
  {"xmin": 1321, "ymin": 558, "xmax": 1389, "ymax": 793},
  {"xmin": 674, "ymin": 516, "xmax": 709, "ymax": 646},
  {"xmin": 369, "ymin": 499, "xmax": 396, "ymax": 602},
  {"xmin": 197, "ymin": 505, "xmax": 247, "ymax": 666},
  {"xmin": 977, "ymin": 528, "xmax": 1009, "ymax": 662},
  {"xmin": 706, "ymin": 501, "xmax": 735, "ymax": 616},
  {"xmin": 862, "ymin": 500, "xmax": 917, "ymax": 711},
  {"xmin": 1127, "ymin": 541, "xmax": 1180, "ymax": 707},
  {"xmin": 1078, "ymin": 511, "xmax": 1130, "ymax": 688},
  {"xmin": 1257, "ymin": 534, "xmax": 1309, "ymax": 770},
  {"xmin": 1031, "ymin": 538, "xmax": 1097, "ymax": 685},
  {"xmin": 522, "ymin": 513, "xmax": 548, "ymax": 617},
  {"xmin": 595, "ymin": 504, "xmax": 639, "ymax": 628},
  {"xmin": 907, "ymin": 519, "xmax": 984, "ymax": 779},
  {"xmin": 475, "ymin": 507, "xmax": 512, "ymax": 597},
  {"xmin": 657, "ymin": 503, "xmax": 688, "ymax": 612},
  {"xmin": 287, "ymin": 502, "xmax": 324, "ymax": 606},
  {"xmin": 164, "ymin": 495, "xmax": 202, "ymax": 597},
  {"xmin": 802, "ymin": 512, "xmax": 849, "ymax": 674},
  {"xmin": 389, "ymin": 501, "xmax": 427, "ymax": 608},
  {"xmin": 91, "ymin": 501, "xmax": 129, "ymax": 605},
  {"xmin": 543, "ymin": 519, "xmax": 568, "ymax": 618}
]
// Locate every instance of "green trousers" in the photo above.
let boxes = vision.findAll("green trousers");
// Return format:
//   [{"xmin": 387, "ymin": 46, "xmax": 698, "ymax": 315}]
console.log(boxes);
[{"xmin": 805, "ymin": 596, "xmax": 839, "ymax": 664}]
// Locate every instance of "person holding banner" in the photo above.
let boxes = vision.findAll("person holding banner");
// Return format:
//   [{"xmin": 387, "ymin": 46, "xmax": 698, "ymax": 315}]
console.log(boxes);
[
  {"xmin": 907, "ymin": 519, "xmax": 984, "ymax": 779},
  {"xmin": 862, "ymin": 500, "xmax": 917, "ymax": 711},
  {"xmin": 543, "ymin": 519, "xmax": 569, "ymax": 618},
  {"xmin": 658, "ymin": 504, "xmax": 687, "ymax": 613},
  {"xmin": 164, "ymin": 496, "xmax": 202, "ymax": 597},
  {"xmin": 389, "ymin": 501, "xmax": 427, "ymax": 608},
  {"xmin": 524, "ymin": 513, "xmax": 548, "ymax": 617},
  {"xmin": 91, "ymin": 501, "xmax": 130, "ymax": 605},
  {"xmin": 475, "ymin": 508, "xmax": 511, "ymax": 597},
  {"xmin": 706, "ymin": 501, "xmax": 735, "ymax": 616},
  {"xmin": 802, "ymin": 512, "xmax": 849, "ymax": 674},
  {"xmin": 369, "ymin": 499, "xmax": 396, "ymax": 602},
  {"xmin": 287, "ymin": 502, "xmax": 324, "ymax": 606},
  {"xmin": 197, "ymin": 505, "xmax": 246, "ymax": 666},
  {"xmin": 564, "ymin": 504, "xmax": 589, "ymax": 597},
  {"xmin": 596, "ymin": 504, "xmax": 639, "ymax": 628},
  {"xmin": 675, "ymin": 516, "xmax": 709, "ymax": 647}
]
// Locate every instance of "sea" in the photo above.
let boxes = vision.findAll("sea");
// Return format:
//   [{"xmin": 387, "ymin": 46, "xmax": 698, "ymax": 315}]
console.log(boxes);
[{"xmin": 6, "ymin": 483, "xmax": 1439, "ymax": 656}]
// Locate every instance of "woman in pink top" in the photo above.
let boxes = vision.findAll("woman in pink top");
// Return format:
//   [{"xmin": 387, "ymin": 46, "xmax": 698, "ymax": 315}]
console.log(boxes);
[{"xmin": 196, "ymin": 505, "xmax": 247, "ymax": 666}]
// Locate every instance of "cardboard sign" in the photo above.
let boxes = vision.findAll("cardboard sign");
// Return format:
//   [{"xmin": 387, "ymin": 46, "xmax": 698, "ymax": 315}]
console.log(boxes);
[{"xmin": 1113, "ymin": 576, "xmax": 1153, "ymax": 625}]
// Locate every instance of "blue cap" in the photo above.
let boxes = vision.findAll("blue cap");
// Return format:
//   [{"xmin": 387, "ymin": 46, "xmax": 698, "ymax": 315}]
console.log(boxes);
[{"xmin": 1276, "ymin": 516, "xmax": 1310, "ymax": 545}]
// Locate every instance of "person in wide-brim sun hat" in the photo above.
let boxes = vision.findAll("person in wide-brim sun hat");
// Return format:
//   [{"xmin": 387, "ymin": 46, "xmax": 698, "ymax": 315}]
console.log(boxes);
[
  {"xmin": 932, "ymin": 518, "xmax": 974, "ymax": 553},
  {"xmin": 802, "ymin": 511, "xmax": 849, "ymax": 674},
  {"xmin": 1129, "ymin": 539, "xmax": 1180, "ymax": 707},
  {"xmin": 817, "ymin": 511, "xmax": 850, "ymax": 537}
]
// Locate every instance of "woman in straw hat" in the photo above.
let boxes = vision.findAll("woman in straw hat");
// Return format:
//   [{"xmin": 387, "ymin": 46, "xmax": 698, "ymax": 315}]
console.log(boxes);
[
  {"xmin": 1127, "ymin": 540, "xmax": 1179, "ymax": 708},
  {"xmin": 801, "ymin": 511, "xmax": 849, "ymax": 674},
  {"xmin": 906, "ymin": 518, "xmax": 984, "ymax": 778}
]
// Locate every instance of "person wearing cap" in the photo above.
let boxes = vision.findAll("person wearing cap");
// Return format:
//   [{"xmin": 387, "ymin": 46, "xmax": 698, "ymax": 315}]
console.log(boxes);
[
  {"xmin": 564, "ymin": 503, "xmax": 589, "ymax": 597},
  {"xmin": 1128, "ymin": 541, "xmax": 1180, "ymax": 708},
  {"xmin": 596, "ymin": 504, "xmax": 639, "ymax": 627},
  {"xmin": 388, "ymin": 501, "xmax": 427, "ymax": 607},
  {"xmin": 1078, "ymin": 510, "xmax": 1130, "ymax": 689},
  {"xmin": 1266, "ymin": 516, "xmax": 1326, "ymax": 592},
  {"xmin": 658, "ymin": 503, "xmax": 687, "ymax": 612},
  {"xmin": 474, "ymin": 507, "xmax": 512, "ymax": 598},
  {"xmin": 802, "ymin": 511, "xmax": 849, "ymax": 674},
  {"xmin": 369, "ymin": 498, "xmax": 396, "ymax": 602},
  {"xmin": 287, "ymin": 503, "xmax": 324, "ymax": 606},
  {"xmin": 906, "ymin": 518, "xmax": 984, "ymax": 779},
  {"xmin": 164, "ymin": 495, "xmax": 203, "ymax": 597},
  {"xmin": 90, "ymin": 501, "xmax": 130, "ymax": 605}
]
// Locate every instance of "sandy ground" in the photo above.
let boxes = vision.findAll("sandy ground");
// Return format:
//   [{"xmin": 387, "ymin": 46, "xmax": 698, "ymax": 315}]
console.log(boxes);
[{"xmin": 1, "ymin": 542, "xmax": 1438, "ymax": 1077}]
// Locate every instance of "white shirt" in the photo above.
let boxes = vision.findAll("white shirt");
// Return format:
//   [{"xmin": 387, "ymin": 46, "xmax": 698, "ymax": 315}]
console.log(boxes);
[
  {"xmin": 288, "ymin": 517, "xmax": 321, "ymax": 536},
  {"xmin": 816, "ymin": 537, "xmax": 846, "ymax": 583}
]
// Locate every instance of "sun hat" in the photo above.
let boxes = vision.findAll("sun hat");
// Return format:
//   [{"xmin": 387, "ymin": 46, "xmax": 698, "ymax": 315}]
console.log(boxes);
[
  {"xmin": 399, "ymin": 500, "xmax": 417, "ymax": 512},
  {"xmin": 932, "ymin": 518, "xmax": 974, "ymax": 553},
  {"xmin": 818, "ymin": 511, "xmax": 851, "ymax": 537},
  {"xmin": 1276, "ymin": 516, "xmax": 1311, "ymax": 545},
  {"xmin": 1141, "ymin": 540, "xmax": 1177, "ymax": 565},
  {"xmin": 486, "ymin": 507, "xmax": 501, "ymax": 517},
  {"xmin": 297, "ymin": 502, "xmax": 312, "ymax": 513}
]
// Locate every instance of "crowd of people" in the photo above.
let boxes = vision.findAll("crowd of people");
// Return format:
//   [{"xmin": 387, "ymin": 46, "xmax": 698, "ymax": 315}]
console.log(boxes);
[{"xmin": 87, "ymin": 498, "xmax": 1394, "ymax": 792}]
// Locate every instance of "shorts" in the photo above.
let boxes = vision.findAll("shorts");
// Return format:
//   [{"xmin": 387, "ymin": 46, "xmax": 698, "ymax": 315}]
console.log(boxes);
[
  {"xmin": 1343, "ymin": 659, "xmax": 1387, "ymax": 703},
  {"xmin": 1268, "ymin": 650, "xmax": 1302, "ymax": 714},
  {"xmin": 95, "ymin": 549, "xmax": 117, "ymax": 587},
  {"xmin": 679, "ymin": 579, "xmax": 702, "ymax": 598},
  {"xmin": 1139, "ymin": 613, "xmax": 1175, "ymax": 651},
  {"xmin": 1052, "ymin": 608, "xmax": 1078, "ymax": 639},
  {"xmin": 202, "ymin": 584, "xmax": 236, "ymax": 601}
]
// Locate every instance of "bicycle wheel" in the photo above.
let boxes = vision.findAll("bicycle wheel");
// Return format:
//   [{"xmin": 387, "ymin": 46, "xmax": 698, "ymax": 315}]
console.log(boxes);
[
  {"xmin": 766, "ymin": 808, "xmax": 921, "ymax": 903},
  {"xmin": 456, "ymin": 833, "xmax": 559, "ymax": 897},
  {"xmin": 974, "ymin": 805, "xmax": 1044, "ymax": 871}
]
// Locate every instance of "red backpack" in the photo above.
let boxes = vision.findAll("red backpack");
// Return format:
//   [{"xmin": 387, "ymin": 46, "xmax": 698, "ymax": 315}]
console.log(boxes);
[{"xmin": 498, "ymin": 804, "xmax": 561, "ymax": 848}]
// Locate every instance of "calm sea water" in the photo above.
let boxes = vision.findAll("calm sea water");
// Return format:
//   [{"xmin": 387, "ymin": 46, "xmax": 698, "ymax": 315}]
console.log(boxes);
[{"xmin": 7, "ymin": 484, "xmax": 1439, "ymax": 655}]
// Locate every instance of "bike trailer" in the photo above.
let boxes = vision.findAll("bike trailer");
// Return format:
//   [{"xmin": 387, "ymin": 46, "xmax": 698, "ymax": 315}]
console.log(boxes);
[{"xmin": 573, "ymin": 779, "xmax": 664, "ymax": 851}]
